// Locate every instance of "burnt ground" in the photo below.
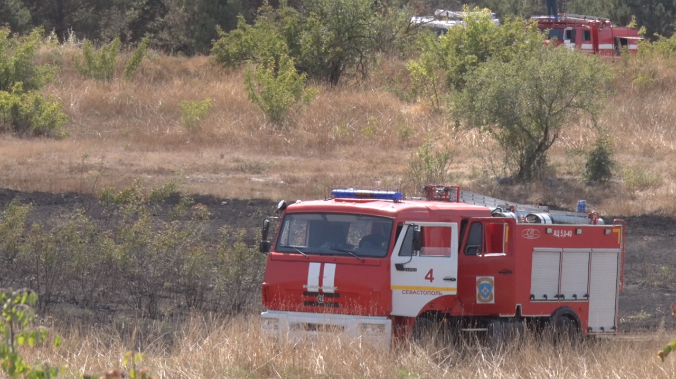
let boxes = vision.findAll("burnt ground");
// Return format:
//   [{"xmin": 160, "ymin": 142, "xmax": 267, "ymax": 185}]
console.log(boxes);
[{"xmin": 0, "ymin": 188, "xmax": 674, "ymax": 332}]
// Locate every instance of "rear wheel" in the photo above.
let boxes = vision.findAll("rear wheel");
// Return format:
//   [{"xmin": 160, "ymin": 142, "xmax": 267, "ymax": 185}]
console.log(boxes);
[{"xmin": 549, "ymin": 312, "xmax": 580, "ymax": 346}]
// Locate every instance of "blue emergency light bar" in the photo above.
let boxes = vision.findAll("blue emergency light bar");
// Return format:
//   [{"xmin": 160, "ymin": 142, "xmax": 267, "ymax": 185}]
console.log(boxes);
[{"xmin": 331, "ymin": 188, "xmax": 404, "ymax": 200}]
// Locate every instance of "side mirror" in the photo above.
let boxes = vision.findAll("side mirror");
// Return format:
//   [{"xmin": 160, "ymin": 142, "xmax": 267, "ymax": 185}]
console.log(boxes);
[
  {"xmin": 259, "ymin": 240, "xmax": 271, "ymax": 254},
  {"xmin": 261, "ymin": 219, "xmax": 270, "ymax": 241},
  {"xmin": 412, "ymin": 226, "xmax": 423, "ymax": 252},
  {"xmin": 260, "ymin": 219, "xmax": 271, "ymax": 254}
]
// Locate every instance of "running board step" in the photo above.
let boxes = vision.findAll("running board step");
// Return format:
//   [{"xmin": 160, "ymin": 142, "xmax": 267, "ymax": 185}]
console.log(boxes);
[{"xmin": 461, "ymin": 328, "xmax": 489, "ymax": 332}]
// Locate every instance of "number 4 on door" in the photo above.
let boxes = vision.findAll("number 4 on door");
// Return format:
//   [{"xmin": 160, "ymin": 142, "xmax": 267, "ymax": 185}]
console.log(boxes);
[{"xmin": 425, "ymin": 269, "xmax": 435, "ymax": 283}]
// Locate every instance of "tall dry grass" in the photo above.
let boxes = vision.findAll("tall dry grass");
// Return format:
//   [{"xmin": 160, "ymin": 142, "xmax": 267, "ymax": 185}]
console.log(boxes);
[
  {"xmin": 21, "ymin": 315, "xmax": 676, "ymax": 378},
  {"xmin": 1, "ymin": 41, "xmax": 675, "ymax": 215}
]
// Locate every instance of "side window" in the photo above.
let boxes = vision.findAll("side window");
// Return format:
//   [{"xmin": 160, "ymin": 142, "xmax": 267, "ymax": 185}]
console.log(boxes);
[
  {"xmin": 485, "ymin": 222, "xmax": 509, "ymax": 255},
  {"xmin": 458, "ymin": 219, "xmax": 469, "ymax": 253},
  {"xmin": 419, "ymin": 226, "xmax": 452, "ymax": 257},
  {"xmin": 464, "ymin": 222, "xmax": 482, "ymax": 255},
  {"xmin": 565, "ymin": 29, "xmax": 576, "ymax": 42},
  {"xmin": 398, "ymin": 226, "xmax": 415, "ymax": 256},
  {"xmin": 583, "ymin": 30, "xmax": 591, "ymax": 41}
]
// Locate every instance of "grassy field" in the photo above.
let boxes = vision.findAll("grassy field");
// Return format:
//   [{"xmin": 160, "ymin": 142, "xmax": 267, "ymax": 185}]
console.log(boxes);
[
  {"xmin": 3, "ymin": 41, "xmax": 676, "ymax": 378},
  {"xmin": 1, "ymin": 43, "xmax": 675, "ymax": 216},
  {"xmin": 18, "ymin": 316, "xmax": 676, "ymax": 378}
]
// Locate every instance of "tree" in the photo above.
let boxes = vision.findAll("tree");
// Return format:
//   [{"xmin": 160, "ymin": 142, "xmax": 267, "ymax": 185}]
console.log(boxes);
[
  {"xmin": 297, "ymin": 0, "xmax": 379, "ymax": 85},
  {"xmin": 212, "ymin": 0, "xmax": 396, "ymax": 85},
  {"xmin": 407, "ymin": 6, "xmax": 543, "ymax": 106},
  {"xmin": 454, "ymin": 45, "xmax": 612, "ymax": 181},
  {"xmin": 0, "ymin": 0, "xmax": 32, "ymax": 34}
]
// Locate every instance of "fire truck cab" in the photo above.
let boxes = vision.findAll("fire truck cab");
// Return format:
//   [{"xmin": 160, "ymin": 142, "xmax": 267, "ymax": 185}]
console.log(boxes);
[
  {"xmin": 260, "ymin": 186, "xmax": 625, "ymax": 345},
  {"xmin": 533, "ymin": 14, "xmax": 640, "ymax": 57}
]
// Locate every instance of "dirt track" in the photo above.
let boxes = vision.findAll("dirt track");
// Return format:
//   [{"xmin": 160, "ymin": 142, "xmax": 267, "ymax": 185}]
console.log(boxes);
[{"xmin": 1, "ymin": 188, "xmax": 674, "ymax": 331}]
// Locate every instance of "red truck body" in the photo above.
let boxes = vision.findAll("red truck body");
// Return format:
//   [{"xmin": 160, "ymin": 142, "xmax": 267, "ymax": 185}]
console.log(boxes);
[
  {"xmin": 260, "ymin": 186, "xmax": 624, "ymax": 344},
  {"xmin": 534, "ymin": 14, "xmax": 640, "ymax": 57}
]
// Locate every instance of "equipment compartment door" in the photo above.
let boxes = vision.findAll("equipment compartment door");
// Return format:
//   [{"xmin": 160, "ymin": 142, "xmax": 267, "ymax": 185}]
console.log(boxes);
[
  {"xmin": 588, "ymin": 249, "xmax": 620, "ymax": 333},
  {"xmin": 390, "ymin": 223, "xmax": 458, "ymax": 317}
]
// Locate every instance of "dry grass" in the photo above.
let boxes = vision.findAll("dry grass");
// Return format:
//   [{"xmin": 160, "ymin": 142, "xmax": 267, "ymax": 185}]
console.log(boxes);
[
  {"xmin": 21, "ymin": 316, "xmax": 676, "ymax": 378},
  {"xmin": 1, "ymin": 44, "xmax": 676, "ymax": 214}
]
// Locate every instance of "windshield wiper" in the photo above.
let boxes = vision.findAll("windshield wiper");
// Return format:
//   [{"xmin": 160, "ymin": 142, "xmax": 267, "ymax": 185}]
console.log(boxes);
[
  {"xmin": 281, "ymin": 245, "xmax": 309, "ymax": 259},
  {"xmin": 329, "ymin": 247, "xmax": 365, "ymax": 263}
]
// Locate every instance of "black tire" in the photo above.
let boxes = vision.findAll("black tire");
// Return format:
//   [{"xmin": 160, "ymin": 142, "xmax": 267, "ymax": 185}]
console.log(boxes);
[{"xmin": 548, "ymin": 309, "xmax": 581, "ymax": 346}]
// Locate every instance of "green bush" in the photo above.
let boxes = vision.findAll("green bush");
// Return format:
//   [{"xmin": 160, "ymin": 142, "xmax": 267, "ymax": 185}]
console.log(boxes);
[
  {"xmin": 455, "ymin": 45, "xmax": 612, "ymax": 181},
  {"xmin": 123, "ymin": 36, "xmax": 150, "ymax": 79},
  {"xmin": 74, "ymin": 38, "xmax": 121, "ymax": 81},
  {"xmin": 0, "ymin": 28, "xmax": 54, "ymax": 92},
  {"xmin": 0, "ymin": 289, "xmax": 62, "ymax": 378},
  {"xmin": 0, "ymin": 82, "xmax": 68, "ymax": 136},
  {"xmin": 405, "ymin": 136, "xmax": 453, "ymax": 193},
  {"xmin": 245, "ymin": 53, "xmax": 315, "ymax": 124},
  {"xmin": 585, "ymin": 135, "xmax": 615, "ymax": 182},
  {"xmin": 181, "ymin": 98, "xmax": 213, "ymax": 129},
  {"xmin": 1, "ymin": 181, "xmax": 267, "ymax": 316}
]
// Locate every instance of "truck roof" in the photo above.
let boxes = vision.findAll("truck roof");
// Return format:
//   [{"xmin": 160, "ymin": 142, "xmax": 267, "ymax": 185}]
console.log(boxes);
[{"xmin": 284, "ymin": 198, "xmax": 492, "ymax": 219}]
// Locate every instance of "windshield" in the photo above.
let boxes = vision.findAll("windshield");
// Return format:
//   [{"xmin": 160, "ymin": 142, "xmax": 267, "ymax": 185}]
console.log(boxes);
[{"xmin": 276, "ymin": 213, "xmax": 394, "ymax": 258}]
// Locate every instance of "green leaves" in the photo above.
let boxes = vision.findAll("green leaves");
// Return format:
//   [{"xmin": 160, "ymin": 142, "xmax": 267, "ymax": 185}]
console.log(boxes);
[
  {"xmin": 0, "ymin": 27, "xmax": 66, "ymax": 137},
  {"xmin": 455, "ymin": 45, "xmax": 611, "ymax": 181},
  {"xmin": 74, "ymin": 38, "xmax": 122, "ymax": 81},
  {"xmin": 244, "ymin": 53, "xmax": 314, "ymax": 125},
  {"xmin": 1, "ymin": 289, "xmax": 62, "ymax": 378}
]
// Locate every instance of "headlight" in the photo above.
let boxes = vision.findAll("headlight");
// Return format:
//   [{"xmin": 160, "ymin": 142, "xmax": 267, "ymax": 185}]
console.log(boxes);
[
  {"xmin": 262, "ymin": 318, "xmax": 279, "ymax": 331},
  {"xmin": 359, "ymin": 323, "xmax": 385, "ymax": 336}
]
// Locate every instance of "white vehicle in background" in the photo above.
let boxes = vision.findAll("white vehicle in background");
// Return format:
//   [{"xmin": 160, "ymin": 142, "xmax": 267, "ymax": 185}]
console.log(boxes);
[{"xmin": 411, "ymin": 9, "xmax": 500, "ymax": 35}]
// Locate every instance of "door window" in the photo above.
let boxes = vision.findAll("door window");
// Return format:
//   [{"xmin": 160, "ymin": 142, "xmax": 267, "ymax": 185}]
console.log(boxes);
[{"xmin": 464, "ymin": 222, "xmax": 482, "ymax": 255}]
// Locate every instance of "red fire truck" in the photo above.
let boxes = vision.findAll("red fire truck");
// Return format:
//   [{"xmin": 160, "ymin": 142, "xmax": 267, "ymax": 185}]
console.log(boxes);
[
  {"xmin": 533, "ymin": 14, "xmax": 640, "ymax": 57},
  {"xmin": 259, "ymin": 186, "xmax": 625, "ymax": 344}
]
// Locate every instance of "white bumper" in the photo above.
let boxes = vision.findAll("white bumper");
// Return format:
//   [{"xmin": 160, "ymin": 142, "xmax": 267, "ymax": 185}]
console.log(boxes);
[{"xmin": 261, "ymin": 310, "xmax": 392, "ymax": 345}]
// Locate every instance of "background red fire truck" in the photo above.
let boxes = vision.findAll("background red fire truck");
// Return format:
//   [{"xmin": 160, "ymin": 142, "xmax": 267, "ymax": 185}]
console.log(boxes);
[
  {"xmin": 413, "ymin": 9, "xmax": 640, "ymax": 57},
  {"xmin": 259, "ymin": 186, "xmax": 625, "ymax": 345},
  {"xmin": 534, "ymin": 14, "xmax": 640, "ymax": 56}
]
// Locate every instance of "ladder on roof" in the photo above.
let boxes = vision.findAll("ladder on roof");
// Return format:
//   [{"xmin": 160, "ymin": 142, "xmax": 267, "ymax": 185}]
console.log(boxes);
[
  {"xmin": 423, "ymin": 185, "xmax": 602, "ymax": 224},
  {"xmin": 424, "ymin": 185, "xmax": 545, "ymax": 212},
  {"xmin": 561, "ymin": 14, "xmax": 610, "ymax": 22}
]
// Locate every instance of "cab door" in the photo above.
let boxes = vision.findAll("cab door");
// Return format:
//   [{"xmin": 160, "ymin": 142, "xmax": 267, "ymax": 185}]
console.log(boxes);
[
  {"xmin": 457, "ymin": 218, "xmax": 516, "ymax": 316},
  {"xmin": 563, "ymin": 27, "xmax": 576, "ymax": 49},
  {"xmin": 390, "ymin": 222, "xmax": 458, "ymax": 317}
]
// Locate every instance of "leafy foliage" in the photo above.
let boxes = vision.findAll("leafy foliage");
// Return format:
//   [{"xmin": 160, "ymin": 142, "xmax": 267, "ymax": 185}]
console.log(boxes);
[
  {"xmin": 245, "ymin": 54, "xmax": 315, "ymax": 124},
  {"xmin": 0, "ymin": 83, "xmax": 68, "ymax": 136},
  {"xmin": 180, "ymin": 98, "xmax": 213, "ymax": 129},
  {"xmin": 212, "ymin": 0, "xmax": 404, "ymax": 86},
  {"xmin": 585, "ymin": 135, "xmax": 615, "ymax": 182},
  {"xmin": 454, "ymin": 46, "xmax": 612, "ymax": 181},
  {"xmin": 0, "ymin": 181, "xmax": 267, "ymax": 316},
  {"xmin": 408, "ymin": 8, "xmax": 543, "ymax": 94},
  {"xmin": 124, "ymin": 36, "xmax": 150, "ymax": 79},
  {"xmin": 0, "ymin": 28, "xmax": 54, "ymax": 92},
  {"xmin": 74, "ymin": 38, "xmax": 122, "ymax": 81},
  {"xmin": 658, "ymin": 303, "xmax": 676, "ymax": 361},
  {"xmin": 0, "ymin": 289, "xmax": 62, "ymax": 379},
  {"xmin": 405, "ymin": 136, "xmax": 453, "ymax": 193}
]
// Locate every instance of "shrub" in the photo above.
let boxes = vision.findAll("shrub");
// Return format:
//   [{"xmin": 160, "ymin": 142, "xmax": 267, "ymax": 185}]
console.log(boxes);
[
  {"xmin": 74, "ymin": 38, "xmax": 121, "ymax": 81},
  {"xmin": 244, "ymin": 53, "xmax": 315, "ymax": 124},
  {"xmin": 0, "ymin": 289, "xmax": 62, "ymax": 378},
  {"xmin": 585, "ymin": 135, "xmax": 615, "ymax": 182},
  {"xmin": 455, "ymin": 45, "xmax": 612, "ymax": 181},
  {"xmin": 0, "ymin": 28, "xmax": 54, "ymax": 92},
  {"xmin": 181, "ymin": 98, "xmax": 213, "ymax": 129},
  {"xmin": 405, "ymin": 136, "xmax": 453, "ymax": 193},
  {"xmin": 123, "ymin": 36, "xmax": 150, "ymax": 79},
  {"xmin": 0, "ymin": 82, "xmax": 68, "ymax": 136}
]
